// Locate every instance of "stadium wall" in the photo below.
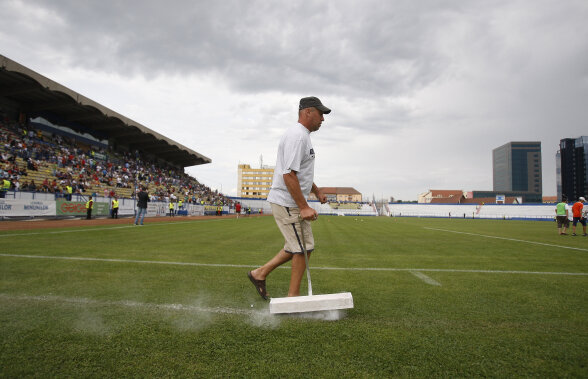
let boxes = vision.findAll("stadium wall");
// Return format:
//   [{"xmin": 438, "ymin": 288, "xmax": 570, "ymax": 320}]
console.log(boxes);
[
  {"xmin": 387, "ymin": 203, "xmax": 558, "ymax": 221},
  {"xmin": 0, "ymin": 196, "xmax": 230, "ymax": 219},
  {"xmin": 229, "ymin": 196, "xmax": 378, "ymax": 216},
  {"xmin": 0, "ymin": 193, "xmax": 558, "ymax": 220}
]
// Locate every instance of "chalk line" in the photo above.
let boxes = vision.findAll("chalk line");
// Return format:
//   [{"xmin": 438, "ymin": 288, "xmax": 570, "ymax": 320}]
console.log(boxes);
[{"xmin": 1, "ymin": 253, "xmax": 587, "ymax": 276}]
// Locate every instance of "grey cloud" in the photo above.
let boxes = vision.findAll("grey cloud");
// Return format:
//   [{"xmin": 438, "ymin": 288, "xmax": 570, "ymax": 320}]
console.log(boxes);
[{"xmin": 5, "ymin": 0, "xmax": 456, "ymax": 97}]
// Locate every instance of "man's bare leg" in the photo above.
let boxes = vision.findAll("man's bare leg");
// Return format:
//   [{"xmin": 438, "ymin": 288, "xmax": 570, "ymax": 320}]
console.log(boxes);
[
  {"xmin": 288, "ymin": 252, "xmax": 311, "ymax": 297},
  {"xmin": 250, "ymin": 249, "xmax": 292, "ymax": 281}
]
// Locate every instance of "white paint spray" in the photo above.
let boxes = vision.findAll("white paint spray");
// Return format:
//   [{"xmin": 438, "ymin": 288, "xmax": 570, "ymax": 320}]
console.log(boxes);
[{"xmin": 410, "ymin": 271, "xmax": 442, "ymax": 286}]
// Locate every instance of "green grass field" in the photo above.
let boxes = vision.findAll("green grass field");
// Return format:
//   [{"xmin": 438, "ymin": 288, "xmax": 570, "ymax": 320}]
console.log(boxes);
[{"xmin": 1, "ymin": 216, "xmax": 587, "ymax": 377}]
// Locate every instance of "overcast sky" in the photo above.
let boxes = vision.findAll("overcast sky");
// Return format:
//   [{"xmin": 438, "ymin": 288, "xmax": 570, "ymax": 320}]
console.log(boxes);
[{"xmin": 2, "ymin": 0, "xmax": 587, "ymax": 200}]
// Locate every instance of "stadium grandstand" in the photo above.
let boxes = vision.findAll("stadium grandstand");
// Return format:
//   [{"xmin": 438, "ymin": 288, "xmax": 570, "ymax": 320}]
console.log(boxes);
[{"xmin": 0, "ymin": 55, "xmax": 232, "ymax": 217}]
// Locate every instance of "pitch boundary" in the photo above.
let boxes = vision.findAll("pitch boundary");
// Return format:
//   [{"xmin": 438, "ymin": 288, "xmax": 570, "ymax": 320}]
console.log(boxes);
[{"xmin": 424, "ymin": 227, "xmax": 588, "ymax": 252}]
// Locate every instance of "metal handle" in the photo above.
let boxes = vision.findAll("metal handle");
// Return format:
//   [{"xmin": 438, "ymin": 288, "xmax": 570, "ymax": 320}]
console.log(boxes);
[
  {"xmin": 298, "ymin": 217, "xmax": 313, "ymax": 296},
  {"xmin": 282, "ymin": 214, "xmax": 314, "ymax": 296}
]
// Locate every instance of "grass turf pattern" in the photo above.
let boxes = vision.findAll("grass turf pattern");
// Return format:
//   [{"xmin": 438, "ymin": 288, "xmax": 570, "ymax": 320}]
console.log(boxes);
[{"xmin": 1, "ymin": 216, "xmax": 587, "ymax": 377}]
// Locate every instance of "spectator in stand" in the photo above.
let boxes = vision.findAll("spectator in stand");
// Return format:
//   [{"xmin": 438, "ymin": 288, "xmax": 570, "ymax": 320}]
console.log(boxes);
[
  {"xmin": 572, "ymin": 197, "xmax": 586, "ymax": 236},
  {"xmin": 135, "ymin": 186, "xmax": 149, "ymax": 226},
  {"xmin": 28, "ymin": 180, "xmax": 37, "ymax": 192},
  {"xmin": 1, "ymin": 175, "xmax": 10, "ymax": 198}
]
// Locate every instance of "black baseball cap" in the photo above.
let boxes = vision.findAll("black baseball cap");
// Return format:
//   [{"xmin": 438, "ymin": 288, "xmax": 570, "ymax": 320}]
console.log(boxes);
[{"xmin": 299, "ymin": 96, "xmax": 331, "ymax": 114}]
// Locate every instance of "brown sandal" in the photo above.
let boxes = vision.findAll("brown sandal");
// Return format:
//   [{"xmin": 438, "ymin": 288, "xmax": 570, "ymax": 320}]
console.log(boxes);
[{"xmin": 247, "ymin": 271, "xmax": 268, "ymax": 300}]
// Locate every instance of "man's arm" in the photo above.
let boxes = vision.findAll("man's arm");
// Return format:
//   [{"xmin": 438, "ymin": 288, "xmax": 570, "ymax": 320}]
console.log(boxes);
[
  {"xmin": 311, "ymin": 183, "xmax": 327, "ymax": 204},
  {"xmin": 283, "ymin": 171, "xmax": 317, "ymax": 220}
]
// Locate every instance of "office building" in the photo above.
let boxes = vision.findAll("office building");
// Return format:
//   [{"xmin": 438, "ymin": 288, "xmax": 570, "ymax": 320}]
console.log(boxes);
[
  {"xmin": 493, "ymin": 142, "xmax": 542, "ymax": 199},
  {"xmin": 558, "ymin": 136, "xmax": 588, "ymax": 201},
  {"xmin": 237, "ymin": 163, "xmax": 274, "ymax": 199}
]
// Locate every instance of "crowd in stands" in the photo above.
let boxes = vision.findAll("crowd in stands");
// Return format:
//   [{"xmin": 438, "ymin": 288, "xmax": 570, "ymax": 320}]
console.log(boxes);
[{"xmin": 0, "ymin": 110, "xmax": 232, "ymax": 206}]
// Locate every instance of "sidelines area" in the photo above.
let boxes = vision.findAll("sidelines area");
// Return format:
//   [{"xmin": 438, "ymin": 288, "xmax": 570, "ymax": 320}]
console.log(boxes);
[
  {"xmin": 0, "ymin": 217, "xmax": 233, "ymax": 237},
  {"xmin": 2, "ymin": 253, "xmax": 587, "ymax": 276},
  {"xmin": 424, "ymin": 227, "xmax": 588, "ymax": 252}
]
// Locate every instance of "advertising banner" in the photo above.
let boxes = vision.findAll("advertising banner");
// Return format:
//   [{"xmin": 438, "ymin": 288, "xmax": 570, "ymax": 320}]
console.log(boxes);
[
  {"xmin": 204, "ymin": 205, "xmax": 219, "ymax": 215},
  {"xmin": 56, "ymin": 199, "xmax": 109, "ymax": 216},
  {"xmin": 0, "ymin": 199, "xmax": 56, "ymax": 217},
  {"xmin": 111, "ymin": 199, "xmax": 136, "ymax": 217},
  {"xmin": 147, "ymin": 202, "xmax": 168, "ymax": 217},
  {"xmin": 187, "ymin": 204, "xmax": 204, "ymax": 216}
]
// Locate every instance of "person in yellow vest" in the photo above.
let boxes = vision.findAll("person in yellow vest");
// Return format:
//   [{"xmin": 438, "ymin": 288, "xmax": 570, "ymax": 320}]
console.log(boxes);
[
  {"xmin": 178, "ymin": 199, "xmax": 183, "ymax": 213},
  {"xmin": 169, "ymin": 201, "xmax": 175, "ymax": 217},
  {"xmin": 66, "ymin": 184, "xmax": 73, "ymax": 201},
  {"xmin": 86, "ymin": 196, "xmax": 94, "ymax": 220},
  {"xmin": 1, "ymin": 177, "xmax": 11, "ymax": 198},
  {"xmin": 111, "ymin": 196, "xmax": 119, "ymax": 219}
]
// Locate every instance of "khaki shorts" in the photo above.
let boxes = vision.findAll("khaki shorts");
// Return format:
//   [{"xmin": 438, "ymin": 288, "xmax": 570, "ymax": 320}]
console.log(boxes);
[{"xmin": 270, "ymin": 203, "xmax": 314, "ymax": 254}]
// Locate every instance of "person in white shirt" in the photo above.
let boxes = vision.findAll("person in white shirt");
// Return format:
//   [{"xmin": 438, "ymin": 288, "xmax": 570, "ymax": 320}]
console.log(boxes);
[{"xmin": 248, "ymin": 97, "xmax": 329, "ymax": 300}]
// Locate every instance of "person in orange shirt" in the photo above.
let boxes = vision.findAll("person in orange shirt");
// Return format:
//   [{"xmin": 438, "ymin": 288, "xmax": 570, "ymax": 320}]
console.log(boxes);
[{"xmin": 571, "ymin": 196, "xmax": 586, "ymax": 236}]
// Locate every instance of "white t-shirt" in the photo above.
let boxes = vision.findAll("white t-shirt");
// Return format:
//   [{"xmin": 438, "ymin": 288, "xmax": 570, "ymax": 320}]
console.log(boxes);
[{"xmin": 267, "ymin": 123, "xmax": 315, "ymax": 207}]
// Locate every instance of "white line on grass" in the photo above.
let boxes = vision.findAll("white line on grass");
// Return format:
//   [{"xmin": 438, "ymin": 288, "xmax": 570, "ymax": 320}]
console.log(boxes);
[
  {"xmin": 424, "ymin": 227, "xmax": 588, "ymax": 252},
  {"xmin": 0, "ymin": 225, "xmax": 133, "ymax": 237},
  {"xmin": 0, "ymin": 293, "xmax": 252, "ymax": 315},
  {"xmin": 0, "ymin": 218, "xmax": 232, "ymax": 238},
  {"xmin": 410, "ymin": 271, "xmax": 442, "ymax": 286},
  {"xmin": 0, "ymin": 253, "xmax": 256, "ymax": 268},
  {"xmin": 2, "ymin": 253, "xmax": 587, "ymax": 276}
]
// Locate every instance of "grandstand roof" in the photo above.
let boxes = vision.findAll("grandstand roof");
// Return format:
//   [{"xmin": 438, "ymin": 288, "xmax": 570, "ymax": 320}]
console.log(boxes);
[{"xmin": 0, "ymin": 55, "xmax": 211, "ymax": 168}]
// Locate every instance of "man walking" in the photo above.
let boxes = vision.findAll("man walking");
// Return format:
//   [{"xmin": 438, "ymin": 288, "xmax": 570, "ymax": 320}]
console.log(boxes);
[
  {"xmin": 571, "ymin": 196, "xmax": 586, "ymax": 236},
  {"xmin": 135, "ymin": 186, "xmax": 149, "ymax": 225},
  {"xmin": 248, "ymin": 97, "xmax": 329, "ymax": 300},
  {"xmin": 555, "ymin": 196, "xmax": 570, "ymax": 235}
]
